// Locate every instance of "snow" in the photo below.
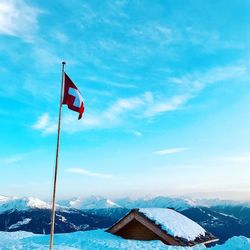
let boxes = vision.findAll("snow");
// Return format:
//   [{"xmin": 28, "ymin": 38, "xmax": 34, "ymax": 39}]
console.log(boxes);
[
  {"xmin": 9, "ymin": 218, "xmax": 32, "ymax": 230},
  {"xmin": 0, "ymin": 230, "xmax": 168, "ymax": 250},
  {"xmin": 3, "ymin": 194, "xmax": 250, "ymax": 213},
  {"xmin": 0, "ymin": 195, "xmax": 11, "ymax": 203},
  {"xmin": 69, "ymin": 196, "xmax": 120, "ymax": 210},
  {"xmin": 139, "ymin": 208, "xmax": 206, "ymax": 241},
  {"xmin": 27, "ymin": 197, "xmax": 50, "ymax": 209},
  {"xmin": 114, "ymin": 196, "xmax": 194, "ymax": 211},
  {"xmin": 0, "ymin": 230, "xmax": 249, "ymax": 250},
  {"xmin": 4, "ymin": 194, "xmax": 250, "ymax": 213},
  {"xmin": 59, "ymin": 196, "xmax": 194, "ymax": 211},
  {"xmin": 191, "ymin": 198, "xmax": 250, "ymax": 208},
  {"xmin": 0, "ymin": 197, "xmax": 50, "ymax": 213},
  {"xmin": 57, "ymin": 214, "xmax": 67, "ymax": 222}
]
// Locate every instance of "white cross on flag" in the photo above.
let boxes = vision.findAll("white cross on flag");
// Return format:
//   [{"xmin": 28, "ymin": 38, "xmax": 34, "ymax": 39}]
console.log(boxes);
[{"xmin": 62, "ymin": 73, "xmax": 84, "ymax": 119}]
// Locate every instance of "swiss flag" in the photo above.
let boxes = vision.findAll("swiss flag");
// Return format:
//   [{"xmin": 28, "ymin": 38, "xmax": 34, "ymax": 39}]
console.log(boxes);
[{"xmin": 63, "ymin": 73, "xmax": 84, "ymax": 119}]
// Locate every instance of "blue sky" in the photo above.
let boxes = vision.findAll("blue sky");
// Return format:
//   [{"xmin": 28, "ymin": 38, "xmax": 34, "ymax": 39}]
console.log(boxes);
[{"xmin": 0, "ymin": 0, "xmax": 250, "ymax": 200}]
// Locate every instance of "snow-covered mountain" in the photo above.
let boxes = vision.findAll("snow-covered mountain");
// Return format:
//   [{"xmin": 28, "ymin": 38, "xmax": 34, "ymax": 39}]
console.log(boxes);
[
  {"xmin": 57, "ymin": 195, "xmax": 196, "ymax": 211},
  {"xmin": 0, "ymin": 196, "xmax": 50, "ymax": 213},
  {"xmin": 67, "ymin": 196, "xmax": 121, "ymax": 210},
  {"xmin": 56, "ymin": 196, "xmax": 194, "ymax": 211},
  {"xmin": 2, "ymin": 194, "xmax": 250, "ymax": 212},
  {"xmin": 114, "ymin": 196, "xmax": 195, "ymax": 211},
  {"xmin": 191, "ymin": 198, "xmax": 250, "ymax": 208},
  {"xmin": 1, "ymin": 194, "xmax": 250, "ymax": 244}
]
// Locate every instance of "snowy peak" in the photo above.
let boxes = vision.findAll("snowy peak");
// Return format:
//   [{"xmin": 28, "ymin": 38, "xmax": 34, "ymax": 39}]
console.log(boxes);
[
  {"xmin": 45, "ymin": 196, "xmax": 195, "ymax": 211},
  {"xmin": 69, "ymin": 196, "xmax": 120, "ymax": 210},
  {"xmin": 114, "ymin": 196, "xmax": 194, "ymax": 211},
  {"xmin": 2, "ymin": 194, "xmax": 250, "ymax": 213},
  {"xmin": 26, "ymin": 197, "xmax": 50, "ymax": 209},
  {"xmin": 192, "ymin": 198, "xmax": 250, "ymax": 208},
  {"xmin": 0, "ymin": 196, "xmax": 50, "ymax": 213},
  {"xmin": 0, "ymin": 195, "xmax": 11, "ymax": 203}
]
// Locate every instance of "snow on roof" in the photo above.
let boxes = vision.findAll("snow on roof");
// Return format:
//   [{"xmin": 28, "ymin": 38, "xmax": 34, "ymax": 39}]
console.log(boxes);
[{"xmin": 139, "ymin": 208, "xmax": 206, "ymax": 241}]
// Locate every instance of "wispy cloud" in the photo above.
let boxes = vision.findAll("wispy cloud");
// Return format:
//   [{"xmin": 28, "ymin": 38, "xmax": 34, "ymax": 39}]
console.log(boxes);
[
  {"xmin": 131, "ymin": 24, "xmax": 173, "ymax": 45},
  {"xmin": 130, "ymin": 130, "xmax": 142, "ymax": 137},
  {"xmin": 0, "ymin": 0, "xmax": 42, "ymax": 42},
  {"xmin": 84, "ymin": 76, "xmax": 136, "ymax": 89},
  {"xmin": 32, "ymin": 64, "xmax": 246, "ymax": 134},
  {"xmin": 31, "ymin": 113, "xmax": 58, "ymax": 135},
  {"xmin": 103, "ymin": 96, "xmax": 145, "ymax": 122},
  {"xmin": 0, "ymin": 152, "xmax": 31, "ymax": 165},
  {"xmin": 65, "ymin": 168, "xmax": 113, "ymax": 179},
  {"xmin": 154, "ymin": 147, "xmax": 190, "ymax": 155},
  {"xmin": 2, "ymin": 155, "xmax": 25, "ymax": 164},
  {"xmin": 168, "ymin": 65, "xmax": 246, "ymax": 92},
  {"xmin": 32, "ymin": 113, "xmax": 50, "ymax": 130},
  {"xmin": 32, "ymin": 47, "xmax": 61, "ymax": 70},
  {"xmin": 144, "ymin": 65, "xmax": 246, "ymax": 117},
  {"xmin": 212, "ymin": 153, "xmax": 250, "ymax": 164},
  {"xmin": 145, "ymin": 94, "xmax": 192, "ymax": 117},
  {"xmin": 32, "ymin": 92, "xmax": 150, "ymax": 134}
]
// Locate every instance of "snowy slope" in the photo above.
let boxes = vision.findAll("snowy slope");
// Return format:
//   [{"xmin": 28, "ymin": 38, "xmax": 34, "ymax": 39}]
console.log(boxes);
[
  {"xmin": 139, "ymin": 208, "xmax": 206, "ymax": 241},
  {"xmin": 8, "ymin": 218, "xmax": 32, "ymax": 230},
  {"xmin": 0, "ymin": 230, "xmax": 249, "ymax": 250}
]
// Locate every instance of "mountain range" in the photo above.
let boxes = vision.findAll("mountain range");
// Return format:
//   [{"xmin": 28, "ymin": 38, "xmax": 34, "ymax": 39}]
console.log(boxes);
[{"xmin": 1, "ymin": 195, "xmax": 250, "ymax": 244}]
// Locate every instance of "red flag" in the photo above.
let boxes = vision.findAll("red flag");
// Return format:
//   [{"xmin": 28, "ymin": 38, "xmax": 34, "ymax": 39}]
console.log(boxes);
[{"xmin": 63, "ymin": 73, "xmax": 84, "ymax": 119}]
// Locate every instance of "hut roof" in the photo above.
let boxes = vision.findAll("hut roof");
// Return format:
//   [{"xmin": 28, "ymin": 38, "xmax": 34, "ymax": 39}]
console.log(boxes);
[
  {"xmin": 139, "ymin": 208, "xmax": 206, "ymax": 241},
  {"xmin": 107, "ymin": 208, "xmax": 218, "ymax": 246}
]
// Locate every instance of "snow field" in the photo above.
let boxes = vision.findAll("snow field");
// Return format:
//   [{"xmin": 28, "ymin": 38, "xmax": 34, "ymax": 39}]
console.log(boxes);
[{"xmin": 0, "ymin": 230, "xmax": 250, "ymax": 250}]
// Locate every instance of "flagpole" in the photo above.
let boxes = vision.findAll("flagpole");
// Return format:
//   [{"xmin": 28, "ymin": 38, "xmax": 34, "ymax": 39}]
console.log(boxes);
[{"xmin": 49, "ymin": 61, "xmax": 65, "ymax": 250}]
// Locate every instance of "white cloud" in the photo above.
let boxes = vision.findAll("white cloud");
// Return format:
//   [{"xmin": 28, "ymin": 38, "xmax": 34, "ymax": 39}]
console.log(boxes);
[
  {"xmin": 131, "ymin": 130, "xmax": 142, "ymax": 137},
  {"xmin": 32, "ymin": 113, "xmax": 50, "ymax": 130},
  {"xmin": 168, "ymin": 65, "xmax": 246, "ymax": 92},
  {"xmin": 145, "ymin": 65, "xmax": 246, "ymax": 117},
  {"xmin": 31, "ymin": 113, "xmax": 60, "ymax": 135},
  {"xmin": 0, "ymin": 0, "xmax": 41, "ymax": 42},
  {"xmin": 104, "ymin": 96, "xmax": 145, "ymax": 121},
  {"xmin": 0, "ymin": 151, "xmax": 35, "ymax": 165},
  {"xmin": 146, "ymin": 94, "xmax": 192, "ymax": 117},
  {"xmin": 33, "ymin": 47, "xmax": 61, "ymax": 69},
  {"xmin": 84, "ymin": 76, "xmax": 136, "ymax": 89},
  {"xmin": 143, "ymin": 91, "xmax": 154, "ymax": 103},
  {"xmin": 32, "ymin": 63, "xmax": 246, "ymax": 134},
  {"xmin": 154, "ymin": 147, "xmax": 190, "ymax": 155},
  {"xmin": 213, "ymin": 154, "xmax": 250, "ymax": 164},
  {"xmin": 2, "ymin": 154, "xmax": 25, "ymax": 164},
  {"xmin": 65, "ymin": 168, "xmax": 113, "ymax": 179},
  {"xmin": 52, "ymin": 31, "xmax": 69, "ymax": 44},
  {"xmin": 32, "ymin": 112, "xmax": 103, "ymax": 135},
  {"xmin": 131, "ymin": 24, "xmax": 173, "ymax": 45}
]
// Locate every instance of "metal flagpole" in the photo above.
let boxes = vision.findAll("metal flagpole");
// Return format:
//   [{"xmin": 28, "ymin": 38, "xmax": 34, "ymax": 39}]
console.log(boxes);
[{"xmin": 49, "ymin": 61, "xmax": 66, "ymax": 250}]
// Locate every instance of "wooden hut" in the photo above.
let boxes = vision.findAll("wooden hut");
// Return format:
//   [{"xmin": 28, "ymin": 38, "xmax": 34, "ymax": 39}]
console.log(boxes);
[{"xmin": 107, "ymin": 208, "xmax": 218, "ymax": 247}]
